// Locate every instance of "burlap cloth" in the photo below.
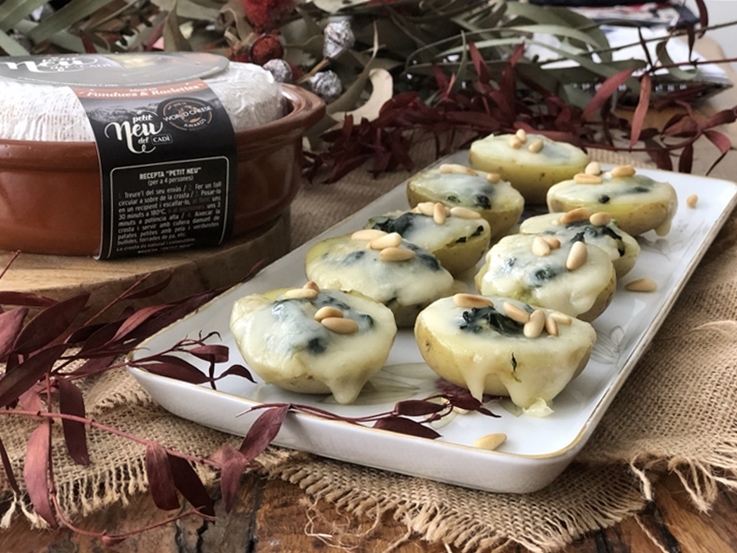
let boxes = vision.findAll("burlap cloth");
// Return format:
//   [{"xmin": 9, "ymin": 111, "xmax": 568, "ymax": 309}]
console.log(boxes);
[{"xmin": 2, "ymin": 145, "xmax": 737, "ymax": 552}]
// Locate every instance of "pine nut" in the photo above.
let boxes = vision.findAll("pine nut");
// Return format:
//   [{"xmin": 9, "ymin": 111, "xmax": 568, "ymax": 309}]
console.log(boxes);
[
  {"xmin": 486, "ymin": 172, "xmax": 501, "ymax": 183},
  {"xmin": 524, "ymin": 309, "xmax": 546, "ymax": 338},
  {"xmin": 589, "ymin": 212, "xmax": 612, "ymax": 227},
  {"xmin": 549, "ymin": 311, "xmax": 572, "ymax": 325},
  {"xmin": 541, "ymin": 235, "xmax": 561, "ymax": 249},
  {"xmin": 303, "ymin": 281, "xmax": 320, "ymax": 292},
  {"xmin": 450, "ymin": 206, "xmax": 481, "ymax": 220},
  {"xmin": 380, "ymin": 246, "xmax": 415, "ymax": 261},
  {"xmin": 508, "ymin": 136, "xmax": 523, "ymax": 149},
  {"xmin": 528, "ymin": 138, "xmax": 544, "ymax": 153},
  {"xmin": 352, "ymin": 229, "xmax": 386, "ymax": 241},
  {"xmin": 321, "ymin": 317, "xmax": 359, "ymax": 334},
  {"xmin": 610, "ymin": 165, "xmax": 636, "ymax": 178},
  {"xmin": 417, "ymin": 202, "xmax": 436, "ymax": 216},
  {"xmin": 433, "ymin": 202, "xmax": 447, "ymax": 225},
  {"xmin": 545, "ymin": 315, "xmax": 559, "ymax": 337},
  {"xmin": 584, "ymin": 161, "xmax": 601, "ymax": 176},
  {"xmin": 625, "ymin": 278, "xmax": 658, "ymax": 292},
  {"xmin": 515, "ymin": 128, "xmax": 527, "ymax": 142},
  {"xmin": 532, "ymin": 236, "xmax": 551, "ymax": 256},
  {"xmin": 560, "ymin": 207, "xmax": 593, "ymax": 225},
  {"xmin": 284, "ymin": 288, "xmax": 319, "ymax": 300},
  {"xmin": 439, "ymin": 163, "xmax": 477, "ymax": 176},
  {"xmin": 369, "ymin": 232, "xmax": 402, "ymax": 250},
  {"xmin": 566, "ymin": 241, "xmax": 588, "ymax": 271},
  {"xmin": 453, "ymin": 293, "xmax": 494, "ymax": 309},
  {"xmin": 574, "ymin": 173, "xmax": 603, "ymax": 185},
  {"xmin": 503, "ymin": 301, "xmax": 530, "ymax": 324},
  {"xmin": 314, "ymin": 306, "xmax": 343, "ymax": 321},
  {"xmin": 686, "ymin": 194, "xmax": 698, "ymax": 208},
  {"xmin": 474, "ymin": 432, "xmax": 507, "ymax": 451}
]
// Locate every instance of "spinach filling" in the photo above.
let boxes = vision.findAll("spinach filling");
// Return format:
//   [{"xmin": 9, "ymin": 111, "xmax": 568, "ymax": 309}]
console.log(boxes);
[
  {"xmin": 459, "ymin": 306, "xmax": 525, "ymax": 336},
  {"xmin": 565, "ymin": 220, "xmax": 625, "ymax": 256},
  {"xmin": 369, "ymin": 212, "xmax": 417, "ymax": 235}
]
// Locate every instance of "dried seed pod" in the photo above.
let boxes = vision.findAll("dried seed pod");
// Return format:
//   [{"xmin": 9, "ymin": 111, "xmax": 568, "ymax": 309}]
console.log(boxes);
[
  {"xmin": 686, "ymin": 194, "xmax": 698, "ymax": 208},
  {"xmin": 453, "ymin": 293, "xmax": 494, "ymax": 309},
  {"xmin": 560, "ymin": 207, "xmax": 593, "ymax": 225},
  {"xmin": 528, "ymin": 138, "xmax": 544, "ymax": 153},
  {"xmin": 508, "ymin": 136, "xmax": 523, "ymax": 149},
  {"xmin": 486, "ymin": 172, "xmax": 501, "ymax": 183},
  {"xmin": 449, "ymin": 206, "xmax": 482, "ymax": 220},
  {"xmin": 610, "ymin": 165, "xmax": 636, "ymax": 178},
  {"xmin": 589, "ymin": 212, "xmax": 612, "ymax": 227},
  {"xmin": 584, "ymin": 161, "xmax": 601, "ymax": 176},
  {"xmin": 369, "ymin": 232, "xmax": 402, "ymax": 250},
  {"xmin": 515, "ymin": 128, "xmax": 527, "ymax": 142},
  {"xmin": 284, "ymin": 288, "xmax": 319, "ymax": 300},
  {"xmin": 351, "ymin": 229, "xmax": 386, "ymax": 241},
  {"xmin": 566, "ymin": 241, "xmax": 588, "ymax": 271},
  {"xmin": 532, "ymin": 236, "xmax": 551, "ymax": 257},
  {"xmin": 503, "ymin": 301, "xmax": 530, "ymax": 324},
  {"xmin": 524, "ymin": 309, "xmax": 546, "ymax": 338},
  {"xmin": 625, "ymin": 278, "xmax": 658, "ymax": 292},
  {"xmin": 321, "ymin": 317, "xmax": 359, "ymax": 334},
  {"xmin": 314, "ymin": 306, "xmax": 343, "ymax": 322},
  {"xmin": 474, "ymin": 433, "xmax": 507, "ymax": 451},
  {"xmin": 433, "ymin": 202, "xmax": 447, "ymax": 225},
  {"xmin": 545, "ymin": 315, "xmax": 559, "ymax": 337},
  {"xmin": 380, "ymin": 246, "xmax": 415, "ymax": 261},
  {"xmin": 541, "ymin": 235, "xmax": 561, "ymax": 249},
  {"xmin": 549, "ymin": 311, "xmax": 573, "ymax": 325},
  {"xmin": 574, "ymin": 173, "xmax": 603, "ymax": 185}
]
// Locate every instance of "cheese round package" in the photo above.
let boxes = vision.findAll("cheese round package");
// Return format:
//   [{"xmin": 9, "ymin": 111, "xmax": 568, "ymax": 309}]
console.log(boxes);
[
  {"xmin": 546, "ymin": 166, "xmax": 678, "ymax": 236},
  {"xmin": 305, "ymin": 231, "xmax": 455, "ymax": 327},
  {"xmin": 230, "ymin": 286, "xmax": 397, "ymax": 404},
  {"xmin": 469, "ymin": 132, "xmax": 589, "ymax": 204},
  {"xmin": 474, "ymin": 233, "xmax": 616, "ymax": 321},
  {"xmin": 415, "ymin": 294, "xmax": 596, "ymax": 410}
]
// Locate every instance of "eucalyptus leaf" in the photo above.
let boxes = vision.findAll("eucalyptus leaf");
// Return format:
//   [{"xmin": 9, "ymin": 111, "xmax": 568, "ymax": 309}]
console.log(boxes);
[
  {"xmin": 27, "ymin": 0, "xmax": 116, "ymax": 44},
  {"xmin": 13, "ymin": 18, "xmax": 85, "ymax": 52},
  {"xmin": 0, "ymin": 28, "xmax": 29, "ymax": 55},
  {"xmin": 655, "ymin": 40, "xmax": 698, "ymax": 81},
  {"xmin": 0, "ymin": 0, "xmax": 48, "ymax": 32}
]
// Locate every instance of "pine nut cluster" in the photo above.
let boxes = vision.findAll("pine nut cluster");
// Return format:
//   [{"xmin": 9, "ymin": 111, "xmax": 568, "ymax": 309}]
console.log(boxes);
[
  {"xmin": 411, "ymin": 201, "xmax": 482, "ymax": 223},
  {"xmin": 283, "ymin": 282, "xmax": 361, "ymax": 335},
  {"xmin": 574, "ymin": 163, "xmax": 637, "ymax": 184},
  {"xmin": 508, "ymin": 129, "xmax": 545, "ymax": 154},
  {"xmin": 350, "ymin": 229, "xmax": 416, "ymax": 262}
]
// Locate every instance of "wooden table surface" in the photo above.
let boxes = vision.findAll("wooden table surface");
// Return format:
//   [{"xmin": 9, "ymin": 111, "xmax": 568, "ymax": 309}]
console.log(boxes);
[{"xmin": 3, "ymin": 40, "xmax": 737, "ymax": 553}]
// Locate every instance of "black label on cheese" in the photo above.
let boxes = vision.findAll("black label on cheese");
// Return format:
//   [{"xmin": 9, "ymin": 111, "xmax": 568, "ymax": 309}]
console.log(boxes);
[{"xmin": 73, "ymin": 79, "xmax": 237, "ymax": 259}]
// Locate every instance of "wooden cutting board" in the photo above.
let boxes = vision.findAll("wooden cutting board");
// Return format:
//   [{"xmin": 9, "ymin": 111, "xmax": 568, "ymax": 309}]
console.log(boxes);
[{"xmin": 0, "ymin": 213, "xmax": 290, "ymax": 318}]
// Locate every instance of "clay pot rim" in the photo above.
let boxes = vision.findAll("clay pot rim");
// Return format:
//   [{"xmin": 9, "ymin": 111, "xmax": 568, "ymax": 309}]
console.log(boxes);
[{"xmin": 0, "ymin": 84, "xmax": 325, "ymax": 167}]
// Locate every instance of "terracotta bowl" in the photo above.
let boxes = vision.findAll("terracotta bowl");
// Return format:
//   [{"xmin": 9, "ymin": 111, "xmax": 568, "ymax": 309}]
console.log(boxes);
[{"xmin": 0, "ymin": 84, "xmax": 325, "ymax": 256}]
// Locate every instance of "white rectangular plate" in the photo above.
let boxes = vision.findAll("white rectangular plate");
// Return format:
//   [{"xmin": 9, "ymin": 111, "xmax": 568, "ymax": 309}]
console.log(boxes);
[{"xmin": 129, "ymin": 153, "xmax": 737, "ymax": 493}]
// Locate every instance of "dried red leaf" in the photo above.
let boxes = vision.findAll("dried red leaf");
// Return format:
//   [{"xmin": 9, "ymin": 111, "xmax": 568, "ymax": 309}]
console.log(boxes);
[
  {"xmin": 145, "ymin": 443, "xmax": 180, "ymax": 511},
  {"xmin": 167, "ymin": 454, "xmax": 215, "ymax": 516},
  {"xmin": 132, "ymin": 293, "xmax": 218, "ymax": 340},
  {"xmin": 372, "ymin": 416, "xmax": 441, "ymax": 439},
  {"xmin": 121, "ymin": 273, "xmax": 173, "ymax": 301},
  {"xmin": 79, "ymin": 31, "xmax": 96, "ymax": 54},
  {"xmin": 704, "ymin": 109, "xmax": 737, "ymax": 129},
  {"xmin": 138, "ymin": 358, "xmax": 209, "ymax": 385},
  {"xmin": 13, "ymin": 294, "xmax": 89, "ymax": 355},
  {"xmin": 57, "ymin": 379, "xmax": 90, "ymax": 466},
  {"xmin": 0, "ymin": 436, "xmax": 21, "ymax": 494},
  {"xmin": 101, "ymin": 534, "xmax": 127, "ymax": 546},
  {"xmin": 630, "ymin": 73, "xmax": 652, "ymax": 147},
  {"xmin": 582, "ymin": 69, "xmax": 635, "ymax": 121},
  {"xmin": 24, "ymin": 421, "xmax": 57, "ymax": 528},
  {"xmin": 394, "ymin": 400, "xmax": 445, "ymax": 417},
  {"xmin": 77, "ymin": 321, "xmax": 127, "ymax": 354},
  {"xmin": 68, "ymin": 354, "xmax": 118, "ymax": 378},
  {"xmin": 0, "ymin": 308, "xmax": 28, "ymax": 359},
  {"xmin": 0, "ymin": 344, "xmax": 67, "ymax": 408},
  {"xmin": 468, "ymin": 42, "xmax": 491, "ymax": 85},
  {"xmin": 220, "ymin": 364, "xmax": 255, "ymax": 382},
  {"xmin": 239, "ymin": 404, "xmax": 289, "ymax": 462},
  {"xmin": 693, "ymin": 0, "xmax": 709, "ymax": 34},
  {"xmin": 0, "ymin": 292, "xmax": 56, "ymax": 308},
  {"xmin": 185, "ymin": 345, "xmax": 230, "ymax": 364},
  {"xmin": 703, "ymin": 129, "xmax": 732, "ymax": 154},
  {"xmin": 678, "ymin": 142, "xmax": 694, "ymax": 174},
  {"xmin": 210, "ymin": 444, "xmax": 249, "ymax": 513},
  {"xmin": 112, "ymin": 304, "xmax": 172, "ymax": 342}
]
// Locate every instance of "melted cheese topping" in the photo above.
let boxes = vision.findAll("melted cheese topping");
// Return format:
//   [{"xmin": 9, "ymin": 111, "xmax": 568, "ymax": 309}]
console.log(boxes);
[
  {"xmin": 0, "ymin": 62, "xmax": 284, "ymax": 141},
  {"xmin": 415, "ymin": 295, "xmax": 596, "ymax": 409},
  {"xmin": 475, "ymin": 234, "xmax": 615, "ymax": 317},
  {"xmin": 230, "ymin": 289, "xmax": 397, "ymax": 404},
  {"xmin": 470, "ymin": 133, "xmax": 589, "ymax": 168},
  {"xmin": 367, "ymin": 210, "xmax": 490, "ymax": 252},
  {"xmin": 519, "ymin": 212, "xmax": 640, "ymax": 265},
  {"xmin": 546, "ymin": 173, "xmax": 678, "ymax": 236},
  {"xmin": 407, "ymin": 169, "xmax": 524, "ymax": 212},
  {"xmin": 305, "ymin": 234, "xmax": 454, "ymax": 308}
]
